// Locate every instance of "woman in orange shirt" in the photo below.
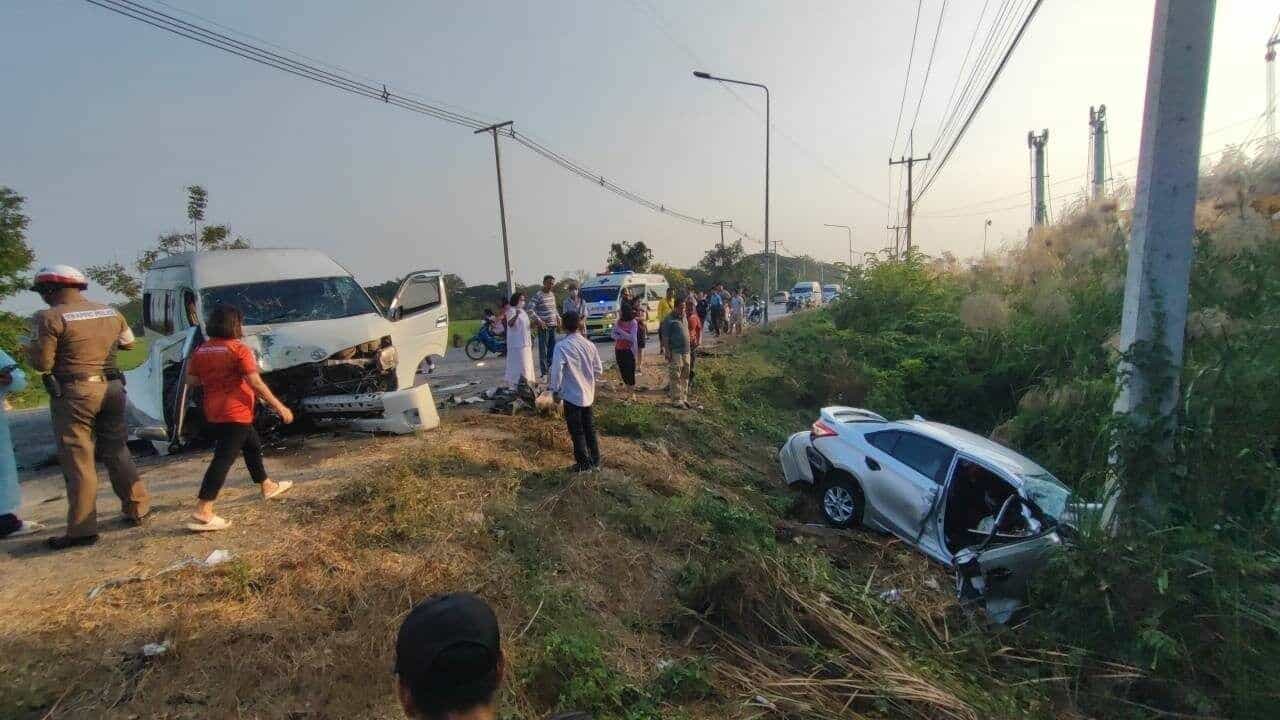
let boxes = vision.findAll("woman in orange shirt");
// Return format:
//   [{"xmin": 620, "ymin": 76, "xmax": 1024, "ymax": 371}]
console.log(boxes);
[{"xmin": 184, "ymin": 304, "xmax": 295, "ymax": 532}]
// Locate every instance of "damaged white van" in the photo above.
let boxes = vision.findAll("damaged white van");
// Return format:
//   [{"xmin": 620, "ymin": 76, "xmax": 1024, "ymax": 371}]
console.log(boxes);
[{"xmin": 125, "ymin": 249, "xmax": 447, "ymax": 451}]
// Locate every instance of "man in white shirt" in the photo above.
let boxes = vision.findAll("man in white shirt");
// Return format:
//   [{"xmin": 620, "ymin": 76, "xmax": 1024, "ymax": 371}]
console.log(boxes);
[{"xmin": 548, "ymin": 311, "xmax": 603, "ymax": 471}]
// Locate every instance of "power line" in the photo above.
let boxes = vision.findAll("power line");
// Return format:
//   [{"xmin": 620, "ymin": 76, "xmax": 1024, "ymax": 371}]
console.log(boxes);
[
  {"xmin": 914, "ymin": 0, "xmax": 1044, "ymax": 203},
  {"xmin": 82, "ymin": 0, "xmax": 745, "ymax": 242},
  {"xmin": 908, "ymin": 0, "xmax": 949, "ymax": 139},
  {"xmin": 889, "ymin": 1, "xmax": 924, "ymax": 158},
  {"xmin": 624, "ymin": 0, "xmax": 887, "ymax": 209}
]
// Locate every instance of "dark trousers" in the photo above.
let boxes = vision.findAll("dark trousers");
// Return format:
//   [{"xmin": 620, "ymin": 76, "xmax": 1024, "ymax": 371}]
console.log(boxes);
[
  {"xmin": 564, "ymin": 401, "xmax": 600, "ymax": 468},
  {"xmin": 688, "ymin": 346, "xmax": 698, "ymax": 388},
  {"xmin": 616, "ymin": 349, "xmax": 636, "ymax": 386},
  {"xmin": 198, "ymin": 422, "xmax": 269, "ymax": 501}
]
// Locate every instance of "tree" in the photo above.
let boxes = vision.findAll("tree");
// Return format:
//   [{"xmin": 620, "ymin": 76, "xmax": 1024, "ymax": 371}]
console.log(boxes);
[
  {"xmin": 0, "ymin": 187, "xmax": 36, "ymax": 302},
  {"xmin": 605, "ymin": 241, "xmax": 653, "ymax": 272},
  {"xmin": 0, "ymin": 187, "xmax": 36, "ymax": 357},
  {"xmin": 649, "ymin": 262, "xmax": 692, "ymax": 295},
  {"xmin": 86, "ymin": 186, "xmax": 249, "ymax": 300},
  {"xmin": 696, "ymin": 240, "xmax": 747, "ymax": 287},
  {"xmin": 186, "ymin": 185, "xmax": 207, "ymax": 252}
]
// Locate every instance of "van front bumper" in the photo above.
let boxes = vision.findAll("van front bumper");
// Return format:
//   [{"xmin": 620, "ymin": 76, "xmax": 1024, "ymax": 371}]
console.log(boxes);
[
  {"xmin": 585, "ymin": 318, "xmax": 615, "ymax": 339},
  {"xmin": 301, "ymin": 383, "xmax": 440, "ymax": 434}
]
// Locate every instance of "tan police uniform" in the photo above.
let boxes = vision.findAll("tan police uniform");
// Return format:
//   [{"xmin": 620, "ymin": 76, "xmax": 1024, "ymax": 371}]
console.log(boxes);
[{"xmin": 28, "ymin": 299, "xmax": 149, "ymax": 538}]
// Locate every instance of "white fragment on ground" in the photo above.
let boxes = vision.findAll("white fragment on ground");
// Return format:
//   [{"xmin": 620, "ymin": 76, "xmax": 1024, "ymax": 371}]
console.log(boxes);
[
  {"xmin": 141, "ymin": 640, "xmax": 170, "ymax": 657},
  {"xmin": 87, "ymin": 549, "xmax": 236, "ymax": 599},
  {"xmin": 878, "ymin": 588, "xmax": 904, "ymax": 604},
  {"xmin": 923, "ymin": 577, "xmax": 941, "ymax": 591}
]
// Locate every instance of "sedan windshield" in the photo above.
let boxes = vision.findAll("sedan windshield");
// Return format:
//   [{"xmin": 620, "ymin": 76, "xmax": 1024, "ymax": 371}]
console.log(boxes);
[
  {"xmin": 201, "ymin": 276, "xmax": 379, "ymax": 326},
  {"xmin": 580, "ymin": 287, "xmax": 620, "ymax": 303},
  {"xmin": 1018, "ymin": 473, "xmax": 1072, "ymax": 522}
]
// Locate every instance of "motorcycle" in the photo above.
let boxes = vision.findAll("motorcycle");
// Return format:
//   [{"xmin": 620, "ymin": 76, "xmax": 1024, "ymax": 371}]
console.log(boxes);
[
  {"xmin": 746, "ymin": 300, "xmax": 764, "ymax": 326},
  {"xmin": 464, "ymin": 324, "xmax": 507, "ymax": 360}
]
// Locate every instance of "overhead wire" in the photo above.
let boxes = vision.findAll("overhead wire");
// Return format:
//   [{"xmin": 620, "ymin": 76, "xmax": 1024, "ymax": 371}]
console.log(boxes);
[
  {"xmin": 625, "ymin": 0, "xmax": 888, "ymax": 209},
  {"xmin": 908, "ymin": 0, "xmax": 949, "ymax": 143},
  {"xmin": 913, "ymin": 0, "xmax": 1045, "ymax": 203},
  {"xmin": 83, "ymin": 0, "xmax": 748, "ymax": 242},
  {"xmin": 889, "ymin": 1, "xmax": 924, "ymax": 159}
]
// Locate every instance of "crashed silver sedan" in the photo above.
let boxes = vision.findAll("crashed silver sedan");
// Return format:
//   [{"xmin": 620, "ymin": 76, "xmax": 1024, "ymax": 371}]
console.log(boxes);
[{"xmin": 779, "ymin": 406, "xmax": 1077, "ymax": 619}]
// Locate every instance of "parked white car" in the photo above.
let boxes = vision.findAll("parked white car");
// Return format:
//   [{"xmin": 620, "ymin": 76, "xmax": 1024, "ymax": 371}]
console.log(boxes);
[
  {"xmin": 779, "ymin": 406, "xmax": 1080, "ymax": 620},
  {"xmin": 126, "ymin": 249, "xmax": 448, "ymax": 451}
]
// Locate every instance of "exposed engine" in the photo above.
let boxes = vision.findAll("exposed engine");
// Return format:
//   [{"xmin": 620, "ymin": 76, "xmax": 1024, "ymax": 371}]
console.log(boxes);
[{"xmin": 261, "ymin": 336, "xmax": 398, "ymax": 419}]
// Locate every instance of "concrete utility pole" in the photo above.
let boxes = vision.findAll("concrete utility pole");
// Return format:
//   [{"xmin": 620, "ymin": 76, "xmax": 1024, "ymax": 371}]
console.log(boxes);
[
  {"xmin": 1089, "ymin": 106, "xmax": 1108, "ymax": 202},
  {"xmin": 710, "ymin": 220, "xmax": 733, "ymax": 252},
  {"xmin": 886, "ymin": 224, "xmax": 907, "ymax": 260},
  {"xmin": 889, "ymin": 152, "xmax": 930, "ymax": 254},
  {"xmin": 983, "ymin": 218, "xmax": 993, "ymax": 257},
  {"xmin": 1028, "ymin": 129, "xmax": 1050, "ymax": 226},
  {"xmin": 475, "ymin": 121, "xmax": 515, "ymax": 295},
  {"xmin": 1107, "ymin": 0, "xmax": 1215, "ymax": 523}
]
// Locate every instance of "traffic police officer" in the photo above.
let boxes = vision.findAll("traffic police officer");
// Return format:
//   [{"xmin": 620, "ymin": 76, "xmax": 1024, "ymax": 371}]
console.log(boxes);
[{"xmin": 27, "ymin": 265, "xmax": 150, "ymax": 550}]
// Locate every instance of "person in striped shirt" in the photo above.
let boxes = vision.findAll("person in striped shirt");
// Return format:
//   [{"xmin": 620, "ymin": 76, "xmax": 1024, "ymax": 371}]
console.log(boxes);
[{"xmin": 530, "ymin": 275, "xmax": 560, "ymax": 378}]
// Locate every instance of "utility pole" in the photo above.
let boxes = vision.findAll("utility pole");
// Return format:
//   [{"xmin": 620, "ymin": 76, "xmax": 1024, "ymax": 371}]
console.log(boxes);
[
  {"xmin": 1106, "ymin": 0, "xmax": 1215, "ymax": 525},
  {"xmin": 886, "ymin": 224, "xmax": 907, "ymax": 260},
  {"xmin": 475, "ymin": 121, "xmax": 515, "ymax": 295},
  {"xmin": 1089, "ymin": 106, "xmax": 1108, "ymax": 202},
  {"xmin": 889, "ymin": 151, "xmax": 930, "ymax": 254},
  {"xmin": 1028, "ymin": 129, "xmax": 1050, "ymax": 226},
  {"xmin": 983, "ymin": 218, "xmax": 992, "ymax": 257},
  {"xmin": 710, "ymin": 220, "xmax": 733, "ymax": 252}
]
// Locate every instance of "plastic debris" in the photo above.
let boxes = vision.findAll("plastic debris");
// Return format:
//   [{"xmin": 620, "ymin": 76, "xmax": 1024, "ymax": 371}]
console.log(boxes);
[
  {"xmin": 878, "ymin": 588, "xmax": 904, "ymax": 604},
  {"xmin": 142, "ymin": 640, "xmax": 170, "ymax": 657},
  {"xmin": 88, "ymin": 549, "xmax": 236, "ymax": 599}
]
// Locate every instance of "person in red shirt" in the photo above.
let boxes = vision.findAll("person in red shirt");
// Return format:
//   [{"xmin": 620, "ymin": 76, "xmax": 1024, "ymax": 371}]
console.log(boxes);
[
  {"xmin": 684, "ymin": 296, "xmax": 703, "ymax": 390},
  {"xmin": 184, "ymin": 304, "xmax": 295, "ymax": 532}
]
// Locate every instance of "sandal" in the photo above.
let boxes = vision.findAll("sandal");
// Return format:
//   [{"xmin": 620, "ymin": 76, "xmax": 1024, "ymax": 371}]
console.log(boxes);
[
  {"xmin": 262, "ymin": 480, "xmax": 293, "ymax": 500},
  {"xmin": 186, "ymin": 515, "xmax": 231, "ymax": 532}
]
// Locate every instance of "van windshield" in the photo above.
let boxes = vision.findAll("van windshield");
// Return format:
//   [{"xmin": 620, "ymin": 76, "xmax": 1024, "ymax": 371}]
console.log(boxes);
[
  {"xmin": 580, "ymin": 287, "xmax": 620, "ymax": 303},
  {"xmin": 201, "ymin": 276, "xmax": 379, "ymax": 326}
]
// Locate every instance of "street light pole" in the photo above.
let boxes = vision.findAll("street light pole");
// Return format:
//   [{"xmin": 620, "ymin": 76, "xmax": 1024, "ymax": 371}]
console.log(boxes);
[
  {"xmin": 983, "ymin": 218, "xmax": 992, "ymax": 257},
  {"xmin": 475, "ymin": 121, "xmax": 515, "ymax": 296},
  {"xmin": 694, "ymin": 70, "xmax": 769, "ymax": 324},
  {"xmin": 824, "ymin": 224, "xmax": 853, "ymax": 268}
]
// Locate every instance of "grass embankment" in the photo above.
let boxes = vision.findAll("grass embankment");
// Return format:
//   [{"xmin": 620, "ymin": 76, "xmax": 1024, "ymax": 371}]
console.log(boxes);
[
  {"xmin": 0, "ymin": 328, "xmax": 1042, "ymax": 720},
  {"xmin": 9, "ymin": 338, "xmax": 151, "ymax": 409}
]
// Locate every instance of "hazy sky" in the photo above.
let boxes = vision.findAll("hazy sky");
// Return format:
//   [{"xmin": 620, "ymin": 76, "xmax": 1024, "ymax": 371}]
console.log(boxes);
[{"xmin": 3, "ymin": 0, "xmax": 1273, "ymax": 314}]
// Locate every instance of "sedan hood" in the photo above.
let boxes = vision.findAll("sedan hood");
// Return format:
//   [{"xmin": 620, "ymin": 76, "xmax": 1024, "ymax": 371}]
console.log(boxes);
[{"xmin": 242, "ymin": 312, "xmax": 392, "ymax": 371}]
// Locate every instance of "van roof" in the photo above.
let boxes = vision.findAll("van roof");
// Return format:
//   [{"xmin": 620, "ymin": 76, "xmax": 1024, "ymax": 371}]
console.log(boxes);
[
  {"xmin": 581, "ymin": 272, "xmax": 667, "ymax": 288},
  {"xmin": 150, "ymin": 249, "xmax": 352, "ymax": 287}
]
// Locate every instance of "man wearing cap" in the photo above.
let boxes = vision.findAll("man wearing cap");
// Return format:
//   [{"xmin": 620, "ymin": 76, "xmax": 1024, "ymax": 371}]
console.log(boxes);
[
  {"xmin": 395, "ymin": 592, "xmax": 589, "ymax": 719},
  {"xmin": 27, "ymin": 265, "xmax": 149, "ymax": 550}
]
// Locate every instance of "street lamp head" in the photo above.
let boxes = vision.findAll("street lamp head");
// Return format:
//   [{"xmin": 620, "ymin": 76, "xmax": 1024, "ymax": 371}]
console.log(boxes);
[{"xmin": 693, "ymin": 70, "xmax": 712, "ymax": 79}]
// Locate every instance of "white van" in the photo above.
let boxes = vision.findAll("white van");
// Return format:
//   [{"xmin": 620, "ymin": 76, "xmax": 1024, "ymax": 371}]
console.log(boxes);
[
  {"xmin": 126, "ymin": 248, "xmax": 448, "ymax": 451},
  {"xmin": 579, "ymin": 272, "xmax": 669, "ymax": 340},
  {"xmin": 790, "ymin": 281, "xmax": 822, "ymax": 307},
  {"xmin": 822, "ymin": 283, "xmax": 843, "ymax": 303}
]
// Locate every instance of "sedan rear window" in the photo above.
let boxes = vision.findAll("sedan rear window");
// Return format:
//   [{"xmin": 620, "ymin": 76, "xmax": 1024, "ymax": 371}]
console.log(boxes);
[{"xmin": 887, "ymin": 433, "xmax": 955, "ymax": 484}]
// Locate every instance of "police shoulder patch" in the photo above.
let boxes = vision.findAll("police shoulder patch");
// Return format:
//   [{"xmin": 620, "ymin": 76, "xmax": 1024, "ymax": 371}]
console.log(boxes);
[{"xmin": 62, "ymin": 308, "xmax": 119, "ymax": 322}]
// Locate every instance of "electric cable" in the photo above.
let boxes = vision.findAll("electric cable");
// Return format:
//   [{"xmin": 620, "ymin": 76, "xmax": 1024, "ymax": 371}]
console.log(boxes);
[{"xmin": 889, "ymin": 1, "xmax": 924, "ymax": 158}]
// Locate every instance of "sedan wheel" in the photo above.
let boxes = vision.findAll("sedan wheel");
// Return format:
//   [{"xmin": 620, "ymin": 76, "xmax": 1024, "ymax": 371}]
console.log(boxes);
[{"xmin": 821, "ymin": 480, "xmax": 861, "ymax": 528}]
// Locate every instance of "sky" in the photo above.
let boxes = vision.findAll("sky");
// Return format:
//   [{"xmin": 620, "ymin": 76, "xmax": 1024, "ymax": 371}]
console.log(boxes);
[{"xmin": 2, "ymin": 0, "xmax": 1274, "ymax": 314}]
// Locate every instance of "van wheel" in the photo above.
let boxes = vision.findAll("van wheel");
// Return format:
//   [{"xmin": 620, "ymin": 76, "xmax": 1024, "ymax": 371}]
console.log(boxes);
[{"xmin": 820, "ymin": 477, "xmax": 863, "ymax": 528}]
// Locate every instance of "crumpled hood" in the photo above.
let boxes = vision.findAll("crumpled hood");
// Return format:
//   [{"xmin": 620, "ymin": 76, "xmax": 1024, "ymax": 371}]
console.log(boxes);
[{"xmin": 241, "ymin": 312, "xmax": 392, "ymax": 372}]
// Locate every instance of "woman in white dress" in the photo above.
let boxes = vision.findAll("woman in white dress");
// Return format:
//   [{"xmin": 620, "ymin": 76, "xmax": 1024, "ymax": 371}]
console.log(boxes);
[{"xmin": 503, "ymin": 291, "xmax": 535, "ymax": 387}]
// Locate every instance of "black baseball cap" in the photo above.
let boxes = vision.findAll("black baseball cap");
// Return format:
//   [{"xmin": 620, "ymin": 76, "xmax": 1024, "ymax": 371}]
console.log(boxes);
[{"xmin": 395, "ymin": 592, "xmax": 502, "ymax": 696}]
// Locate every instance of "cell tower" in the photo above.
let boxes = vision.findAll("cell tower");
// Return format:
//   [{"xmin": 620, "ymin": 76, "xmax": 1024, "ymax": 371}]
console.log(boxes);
[
  {"xmin": 1028, "ymin": 129, "xmax": 1050, "ymax": 226},
  {"xmin": 1089, "ymin": 105, "xmax": 1108, "ymax": 202}
]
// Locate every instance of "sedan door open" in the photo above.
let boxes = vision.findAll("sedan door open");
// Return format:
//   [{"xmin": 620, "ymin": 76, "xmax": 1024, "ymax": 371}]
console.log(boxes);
[
  {"xmin": 953, "ymin": 495, "xmax": 1063, "ymax": 623},
  {"xmin": 387, "ymin": 270, "xmax": 449, "ymax": 387}
]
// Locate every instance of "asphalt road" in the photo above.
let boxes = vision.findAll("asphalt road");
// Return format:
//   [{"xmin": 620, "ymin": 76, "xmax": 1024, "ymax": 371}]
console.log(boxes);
[{"xmin": 11, "ymin": 302, "xmax": 792, "ymax": 475}]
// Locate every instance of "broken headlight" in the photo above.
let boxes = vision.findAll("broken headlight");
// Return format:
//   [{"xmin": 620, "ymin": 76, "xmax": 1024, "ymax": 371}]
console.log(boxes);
[{"xmin": 376, "ymin": 345, "xmax": 399, "ymax": 372}]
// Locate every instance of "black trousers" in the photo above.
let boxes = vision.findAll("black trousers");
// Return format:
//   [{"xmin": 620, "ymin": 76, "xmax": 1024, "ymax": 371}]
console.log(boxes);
[
  {"xmin": 616, "ymin": 348, "xmax": 636, "ymax": 386},
  {"xmin": 688, "ymin": 346, "xmax": 698, "ymax": 388},
  {"xmin": 198, "ymin": 422, "xmax": 269, "ymax": 501},
  {"xmin": 564, "ymin": 401, "xmax": 600, "ymax": 468}
]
